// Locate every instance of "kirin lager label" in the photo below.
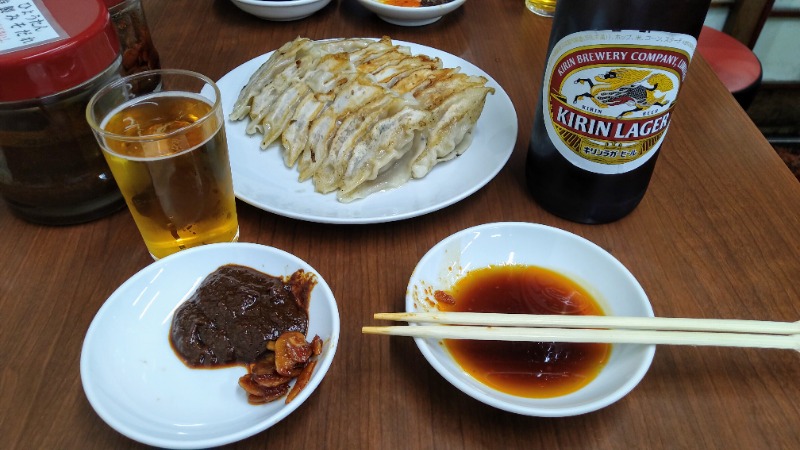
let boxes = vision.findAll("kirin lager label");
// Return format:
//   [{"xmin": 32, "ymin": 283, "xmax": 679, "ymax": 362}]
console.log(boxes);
[{"xmin": 542, "ymin": 30, "xmax": 696, "ymax": 174}]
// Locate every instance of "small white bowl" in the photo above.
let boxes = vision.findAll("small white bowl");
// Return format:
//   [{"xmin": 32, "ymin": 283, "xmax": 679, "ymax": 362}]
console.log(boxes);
[
  {"xmin": 81, "ymin": 242, "xmax": 339, "ymax": 448},
  {"xmin": 230, "ymin": 0, "xmax": 331, "ymax": 21},
  {"xmin": 356, "ymin": 0, "xmax": 466, "ymax": 26},
  {"xmin": 407, "ymin": 222, "xmax": 655, "ymax": 417}
]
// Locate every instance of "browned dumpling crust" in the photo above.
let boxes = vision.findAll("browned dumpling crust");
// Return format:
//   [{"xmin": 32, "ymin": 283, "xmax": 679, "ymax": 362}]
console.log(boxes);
[{"xmin": 230, "ymin": 37, "xmax": 494, "ymax": 202}]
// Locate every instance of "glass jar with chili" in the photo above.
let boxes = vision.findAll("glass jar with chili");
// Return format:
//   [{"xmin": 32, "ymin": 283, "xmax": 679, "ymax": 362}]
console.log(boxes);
[{"xmin": 105, "ymin": 0, "xmax": 160, "ymax": 78}]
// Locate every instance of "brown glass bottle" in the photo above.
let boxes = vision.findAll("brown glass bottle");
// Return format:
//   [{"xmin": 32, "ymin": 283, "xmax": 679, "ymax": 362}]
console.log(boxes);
[{"xmin": 526, "ymin": 0, "xmax": 711, "ymax": 224}]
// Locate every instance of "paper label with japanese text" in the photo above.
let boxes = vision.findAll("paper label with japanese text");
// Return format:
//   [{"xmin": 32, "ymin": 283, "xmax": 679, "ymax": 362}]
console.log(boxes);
[
  {"xmin": 0, "ymin": 0, "xmax": 65, "ymax": 55},
  {"xmin": 542, "ymin": 29, "xmax": 697, "ymax": 174}
]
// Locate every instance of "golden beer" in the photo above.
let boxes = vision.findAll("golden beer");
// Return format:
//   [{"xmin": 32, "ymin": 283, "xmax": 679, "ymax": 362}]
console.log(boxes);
[
  {"xmin": 95, "ymin": 84, "xmax": 238, "ymax": 259},
  {"xmin": 526, "ymin": 0, "xmax": 557, "ymax": 16}
]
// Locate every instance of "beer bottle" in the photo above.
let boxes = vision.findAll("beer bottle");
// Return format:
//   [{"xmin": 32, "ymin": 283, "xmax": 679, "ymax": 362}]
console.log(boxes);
[{"xmin": 526, "ymin": 0, "xmax": 712, "ymax": 223}]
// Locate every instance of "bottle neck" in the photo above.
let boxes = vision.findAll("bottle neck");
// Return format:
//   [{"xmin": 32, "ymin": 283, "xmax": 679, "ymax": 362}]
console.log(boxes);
[{"xmin": 552, "ymin": 0, "xmax": 711, "ymax": 39}]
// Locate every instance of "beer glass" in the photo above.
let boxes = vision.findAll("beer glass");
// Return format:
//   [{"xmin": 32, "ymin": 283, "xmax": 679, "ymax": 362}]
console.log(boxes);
[
  {"xmin": 86, "ymin": 69, "xmax": 239, "ymax": 259},
  {"xmin": 526, "ymin": 0, "xmax": 556, "ymax": 17}
]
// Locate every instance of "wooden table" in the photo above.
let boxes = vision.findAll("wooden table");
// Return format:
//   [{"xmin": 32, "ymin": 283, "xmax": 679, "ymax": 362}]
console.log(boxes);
[{"xmin": 3, "ymin": 1, "xmax": 799, "ymax": 448}]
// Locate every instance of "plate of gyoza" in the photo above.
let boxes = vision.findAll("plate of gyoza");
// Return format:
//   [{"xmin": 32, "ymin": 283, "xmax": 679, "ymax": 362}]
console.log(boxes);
[{"xmin": 217, "ymin": 37, "xmax": 517, "ymax": 224}]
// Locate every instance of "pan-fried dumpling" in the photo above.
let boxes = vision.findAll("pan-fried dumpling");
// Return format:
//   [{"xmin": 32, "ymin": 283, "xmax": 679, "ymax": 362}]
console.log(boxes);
[
  {"xmin": 314, "ymin": 95, "xmax": 401, "ymax": 193},
  {"xmin": 281, "ymin": 53, "xmax": 359, "ymax": 166},
  {"xmin": 347, "ymin": 36, "xmax": 397, "ymax": 66},
  {"xmin": 228, "ymin": 36, "xmax": 494, "ymax": 202},
  {"xmin": 338, "ymin": 106, "xmax": 432, "ymax": 202},
  {"xmin": 257, "ymin": 82, "xmax": 310, "ymax": 148},
  {"xmin": 281, "ymin": 91, "xmax": 325, "ymax": 167},
  {"xmin": 230, "ymin": 38, "xmax": 313, "ymax": 121},
  {"xmin": 296, "ymin": 74, "xmax": 387, "ymax": 182},
  {"xmin": 411, "ymin": 83, "xmax": 494, "ymax": 179},
  {"xmin": 336, "ymin": 131, "xmax": 428, "ymax": 203}
]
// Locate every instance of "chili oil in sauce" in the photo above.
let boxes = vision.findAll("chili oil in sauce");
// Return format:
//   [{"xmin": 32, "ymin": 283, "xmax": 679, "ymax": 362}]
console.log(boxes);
[{"xmin": 438, "ymin": 265, "xmax": 611, "ymax": 398}]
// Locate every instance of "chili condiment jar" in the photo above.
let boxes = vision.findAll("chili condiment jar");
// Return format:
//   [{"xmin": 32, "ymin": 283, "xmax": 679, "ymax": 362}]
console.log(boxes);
[
  {"xmin": 0, "ymin": 0, "xmax": 125, "ymax": 225},
  {"xmin": 105, "ymin": 0, "xmax": 160, "ymax": 78}
]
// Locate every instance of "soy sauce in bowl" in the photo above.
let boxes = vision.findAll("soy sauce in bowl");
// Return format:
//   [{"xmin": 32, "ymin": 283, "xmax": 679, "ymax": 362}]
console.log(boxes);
[{"xmin": 437, "ymin": 265, "xmax": 611, "ymax": 398}]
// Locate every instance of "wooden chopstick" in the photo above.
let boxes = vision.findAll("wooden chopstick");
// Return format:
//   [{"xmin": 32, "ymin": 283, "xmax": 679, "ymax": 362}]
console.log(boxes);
[
  {"xmin": 363, "ymin": 313, "xmax": 800, "ymax": 350},
  {"xmin": 361, "ymin": 325, "xmax": 800, "ymax": 350},
  {"xmin": 373, "ymin": 312, "xmax": 800, "ymax": 335}
]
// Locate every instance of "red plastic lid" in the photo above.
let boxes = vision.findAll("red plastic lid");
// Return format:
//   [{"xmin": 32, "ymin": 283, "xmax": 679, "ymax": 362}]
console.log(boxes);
[{"xmin": 0, "ymin": 0, "xmax": 120, "ymax": 102}]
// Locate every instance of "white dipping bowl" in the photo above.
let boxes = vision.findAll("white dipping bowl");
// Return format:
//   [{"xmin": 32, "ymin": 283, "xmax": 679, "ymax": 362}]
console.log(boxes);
[
  {"xmin": 81, "ymin": 242, "xmax": 339, "ymax": 448},
  {"xmin": 230, "ymin": 0, "xmax": 331, "ymax": 21},
  {"xmin": 356, "ymin": 0, "xmax": 466, "ymax": 26},
  {"xmin": 407, "ymin": 222, "xmax": 655, "ymax": 417}
]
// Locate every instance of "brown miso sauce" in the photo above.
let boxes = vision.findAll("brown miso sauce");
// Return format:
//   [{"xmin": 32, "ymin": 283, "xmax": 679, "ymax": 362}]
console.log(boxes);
[
  {"xmin": 169, "ymin": 264, "xmax": 315, "ymax": 369},
  {"xmin": 437, "ymin": 265, "xmax": 611, "ymax": 398}
]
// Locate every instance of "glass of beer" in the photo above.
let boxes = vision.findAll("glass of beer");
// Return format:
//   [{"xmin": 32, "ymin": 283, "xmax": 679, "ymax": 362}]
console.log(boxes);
[
  {"xmin": 86, "ymin": 69, "xmax": 239, "ymax": 259},
  {"xmin": 526, "ymin": 0, "xmax": 557, "ymax": 17}
]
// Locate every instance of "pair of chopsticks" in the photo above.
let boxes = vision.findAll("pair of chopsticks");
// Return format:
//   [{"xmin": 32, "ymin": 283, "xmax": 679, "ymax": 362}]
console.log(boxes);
[{"xmin": 362, "ymin": 312, "xmax": 800, "ymax": 351}]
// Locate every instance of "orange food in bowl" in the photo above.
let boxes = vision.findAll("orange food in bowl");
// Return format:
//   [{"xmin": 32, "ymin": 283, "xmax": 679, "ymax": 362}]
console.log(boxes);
[{"xmin": 380, "ymin": 0, "xmax": 453, "ymax": 6}]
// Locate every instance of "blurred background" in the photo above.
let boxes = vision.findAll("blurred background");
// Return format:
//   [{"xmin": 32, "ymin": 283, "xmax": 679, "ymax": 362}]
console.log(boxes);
[{"xmin": 704, "ymin": 0, "xmax": 800, "ymax": 180}]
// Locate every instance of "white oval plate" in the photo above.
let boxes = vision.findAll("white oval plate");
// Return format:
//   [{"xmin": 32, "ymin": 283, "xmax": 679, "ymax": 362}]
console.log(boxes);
[
  {"xmin": 407, "ymin": 222, "xmax": 655, "ymax": 417},
  {"xmin": 80, "ymin": 243, "xmax": 339, "ymax": 449},
  {"xmin": 216, "ymin": 39, "xmax": 517, "ymax": 224}
]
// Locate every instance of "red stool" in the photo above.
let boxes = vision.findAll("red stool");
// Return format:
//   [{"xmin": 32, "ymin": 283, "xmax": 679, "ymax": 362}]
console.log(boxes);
[{"xmin": 697, "ymin": 26, "xmax": 763, "ymax": 109}]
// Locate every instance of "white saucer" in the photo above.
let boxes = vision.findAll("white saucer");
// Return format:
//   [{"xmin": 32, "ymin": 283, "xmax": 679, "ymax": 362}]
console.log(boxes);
[{"xmin": 80, "ymin": 243, "xmax": 339, "ymax": 448}]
